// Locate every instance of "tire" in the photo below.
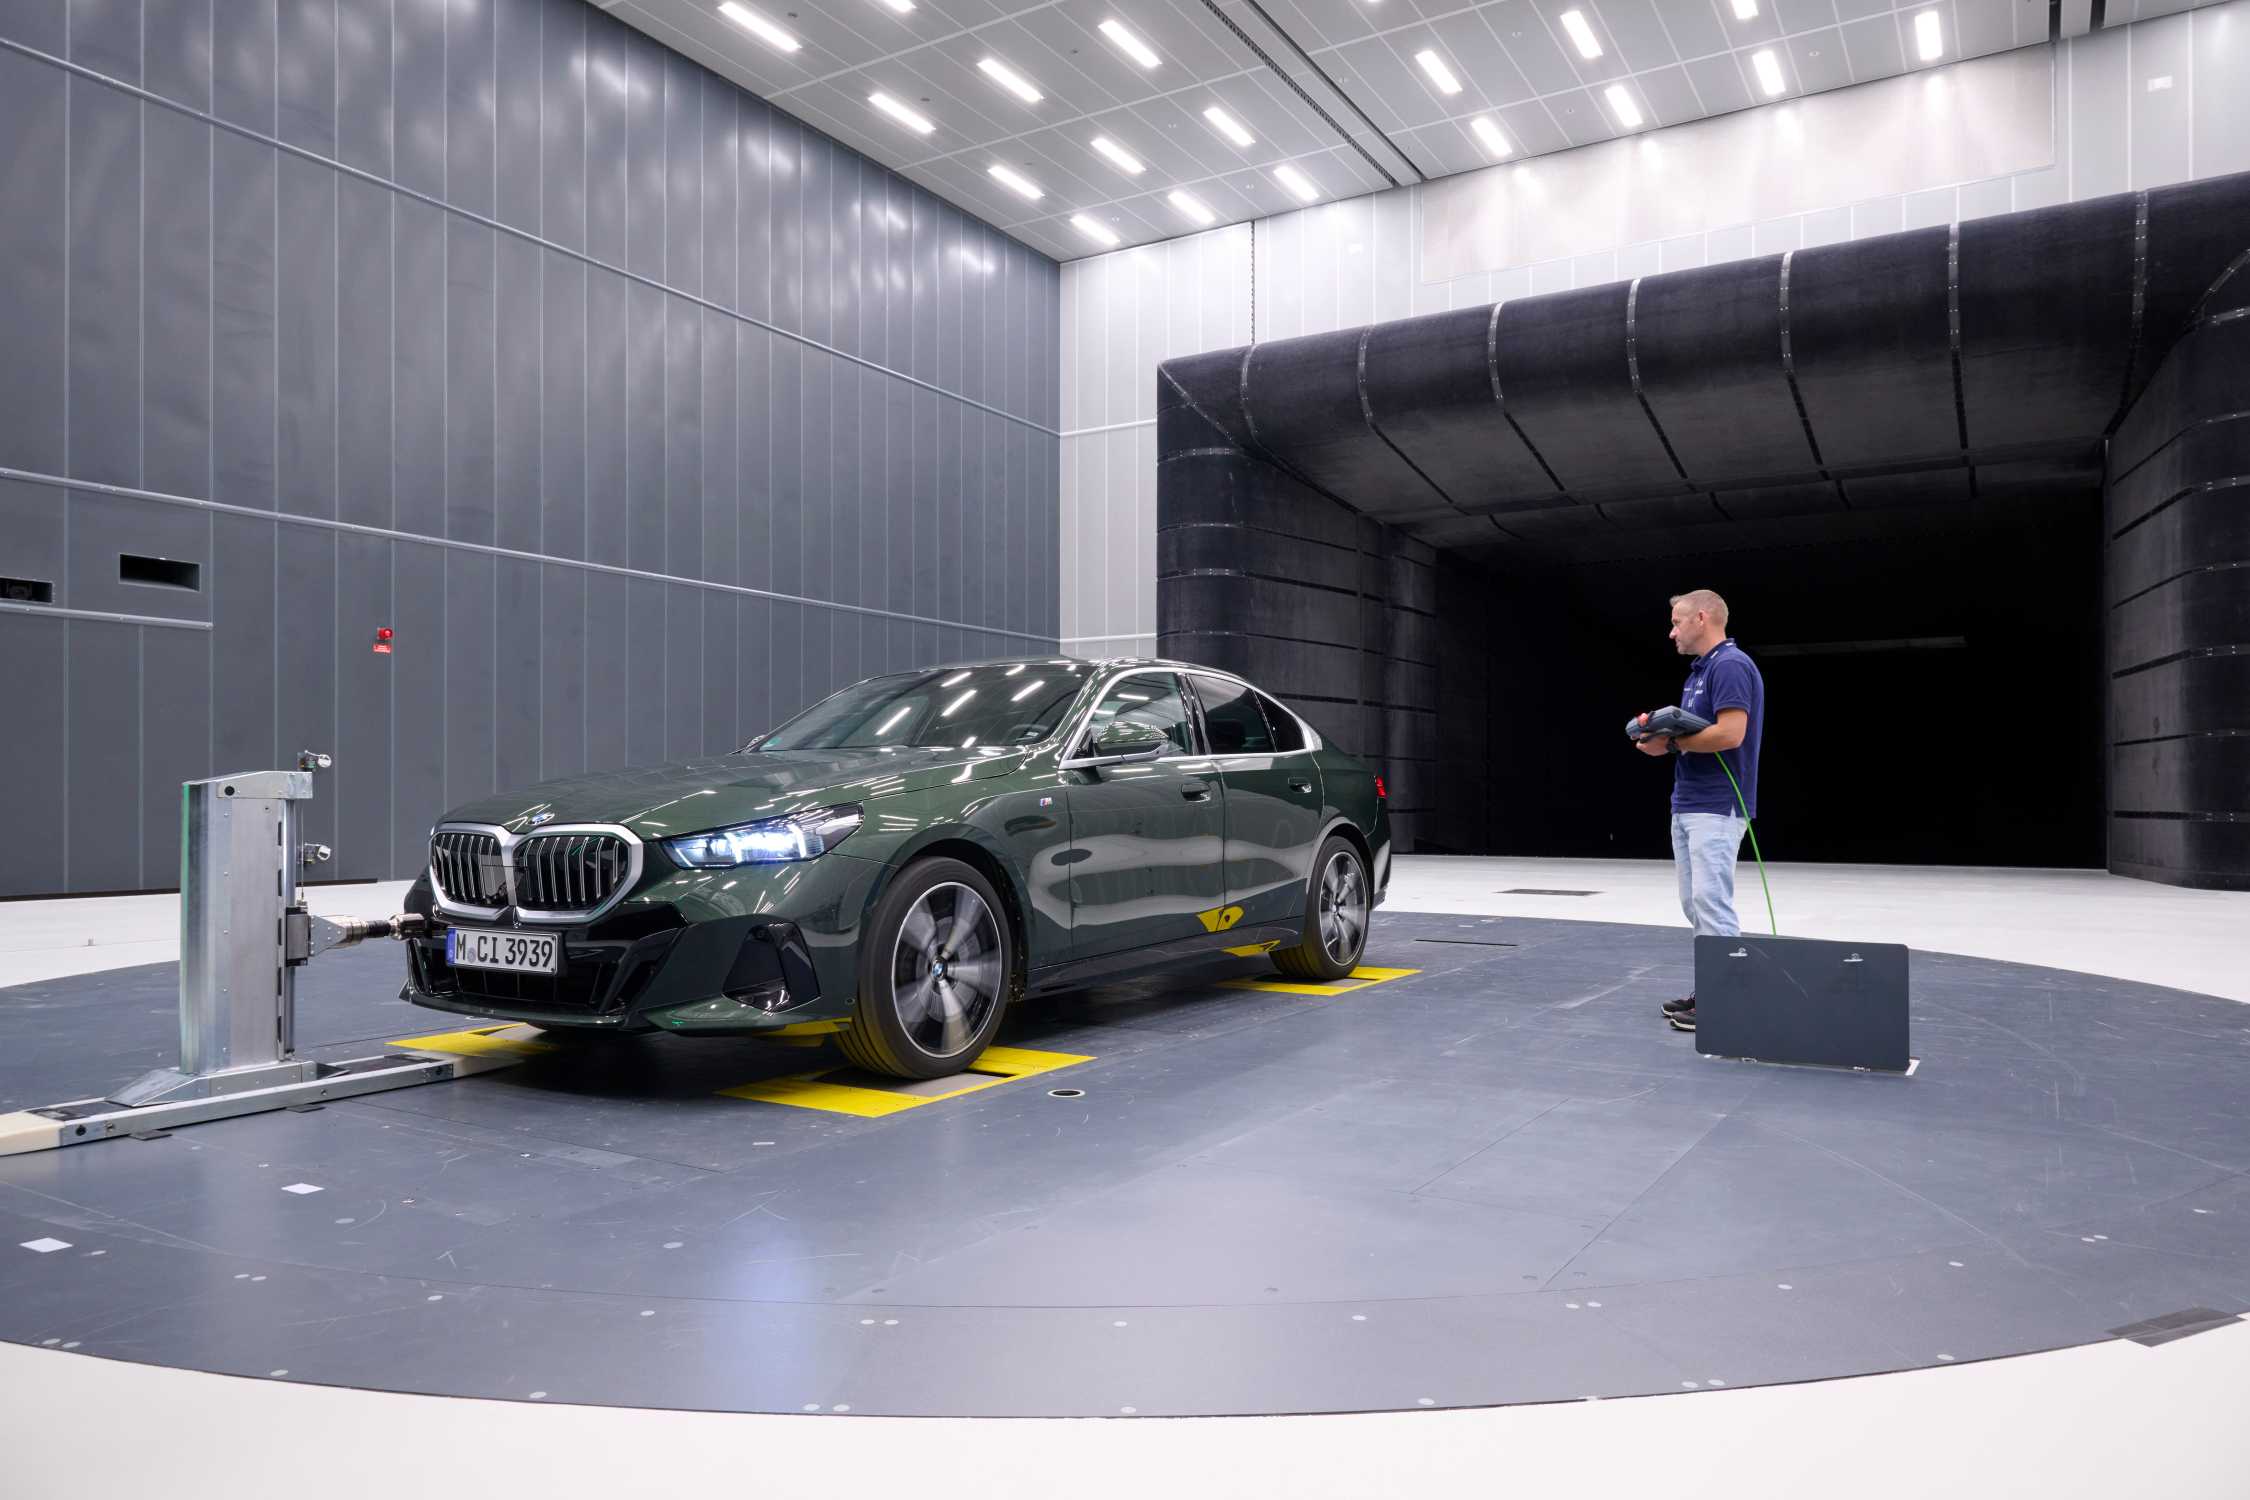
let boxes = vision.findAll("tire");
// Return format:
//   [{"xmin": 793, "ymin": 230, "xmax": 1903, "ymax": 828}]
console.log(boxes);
[
  {"xmin": 838, "ymin": 857, "xmax": 1014, "ymax": 1079},
  {"xmin": 1272, "ymin": 836, "xmax": 1370, "ymax": 982}
]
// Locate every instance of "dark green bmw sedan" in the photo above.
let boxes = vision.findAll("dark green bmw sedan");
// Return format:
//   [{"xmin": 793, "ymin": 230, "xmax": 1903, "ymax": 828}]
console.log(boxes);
[{"xmin": 401, "ymin": 657, "xmax": 1390, "ymax": 1078}]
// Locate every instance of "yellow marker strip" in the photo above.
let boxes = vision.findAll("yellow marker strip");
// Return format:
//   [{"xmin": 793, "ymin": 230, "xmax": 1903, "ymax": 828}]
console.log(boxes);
[
  {"xmin": 719, "ymin": 1044, "xmax": 1093, "ymax": 1117},
  {"xmin": 387, "ymin": 1024, "xmax": 558, "ymax": 1059},
  {"xmin": 1218, "ymin": 964, "xmax": 1421, "ymax": 998},
  {"xmin": 1222, "ymin": 940, "xmax": 1281, "ymax": 957},
  {"xmin": 1196, "ymin": 904, "xmax": 1246, "ymax": 933}
]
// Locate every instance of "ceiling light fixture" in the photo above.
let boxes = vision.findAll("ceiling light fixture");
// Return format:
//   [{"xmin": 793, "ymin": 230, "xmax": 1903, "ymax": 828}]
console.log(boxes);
[
  {"xmin": 978, "ymin": 57, "xmax": 1044, "ymax": 104},
  {"xmin": 1914, "ymin": 9, "xmax": 1944, "ymax": 61},
  {"xmin": 1071, "ymin": 214, "xmax": 1121, "ymax": 247},
  {"xmin": 1090, "ymin": 135, "xmax": 1145, "ymax": 175},
  {"xmin": 869, "ymin": 91, "xmax": 935, "ymax": 134},
  {"xmin": 1274, "ymin": 164, "xmax": 1320, "ymax": 203},
  {"xmin": 718, "ymin": 2, "xmax": 800, "ymax": 53},
  {"xmin": 1098, "ymin": 18, "xmax": 1161, "ymax": 70},
  {"xmin": 1558, "ymin": 9, "xmax": 1603, "ymax": 60},
  {"xmin": 1604, "ymin": 82, "xmax": 1643, "ymax": 129},
  {"xmin": 1751, "ymin": 48, "xmax": 1785, "ymax": 96},
  {"xmin": 1731, "ymin": 0, "xmax": 1757, "ymax": 18},
  {"xmin": 1414, "ymin": 48, "xmax": 1464, "ymax": 95},
  {"xmin": 874, "ymin": 0, "xmax": 914, "ymax": 14},
  {"xmin": 987, "ymin": 162, "xmax": 1044, "ymax": 200},
  {"xmin": 1203, "ymin": 105, "xmax": 1255, "ymax": 147},
  {"xmin": 1470, "ymin": 114, "xmax": 1513, "ymax": 158},
  {"xmin": 1169, "ymin": 189, "xmax": 1216, "ymax": 226}
]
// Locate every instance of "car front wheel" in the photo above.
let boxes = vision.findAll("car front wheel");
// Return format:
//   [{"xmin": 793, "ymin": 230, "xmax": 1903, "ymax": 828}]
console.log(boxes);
[
  {"xmin": 839, "ymin": 857, "xmax": 1013, "ymax": 1079},
  {"xmin": 1272, "ymin": 836, "xmax": 1369, "ymax": 982}
]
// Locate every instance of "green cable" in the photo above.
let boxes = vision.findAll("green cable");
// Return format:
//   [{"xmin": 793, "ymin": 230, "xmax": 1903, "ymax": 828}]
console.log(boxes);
[{"xmin": 1710, "ymin": 750, "xmax": 1778, "ymax": 936}]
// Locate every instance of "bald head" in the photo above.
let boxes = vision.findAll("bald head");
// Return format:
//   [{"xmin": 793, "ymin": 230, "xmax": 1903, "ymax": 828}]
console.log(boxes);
[{"xmin": 1669, "ymin": 590, "xmax": 1729, "ymax": 657}]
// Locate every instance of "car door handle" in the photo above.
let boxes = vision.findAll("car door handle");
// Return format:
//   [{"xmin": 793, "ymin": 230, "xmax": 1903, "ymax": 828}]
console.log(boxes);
[
  {"xmin": 1181, "ymin": 780, "xmax": 1212, "ymax": 802},
  {"xmin": 1288, "ymin": 777, "xmax": 1313, "ymax": 794}
]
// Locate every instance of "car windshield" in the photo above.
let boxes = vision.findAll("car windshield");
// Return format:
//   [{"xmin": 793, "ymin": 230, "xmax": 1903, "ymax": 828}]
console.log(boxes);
[{"xmin": 747, "ymin": 662, "xmax": 1092, "ymax": 752}]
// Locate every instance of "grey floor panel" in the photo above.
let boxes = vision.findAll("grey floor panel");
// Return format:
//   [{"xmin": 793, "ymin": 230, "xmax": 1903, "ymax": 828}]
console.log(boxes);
[{"xmin": 6, "ymin": 912, "xmax": 2250, "ymax": 1416}]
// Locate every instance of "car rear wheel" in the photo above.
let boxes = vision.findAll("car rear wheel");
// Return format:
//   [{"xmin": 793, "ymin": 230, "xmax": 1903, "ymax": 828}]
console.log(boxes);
[
  {"xmin": 839, "ymin": 857, "xmax": 1013, "ymax": 1079},
  {"xmin": 1272, "ymin": 836, "xmax": 1369, "ymax": 982}
]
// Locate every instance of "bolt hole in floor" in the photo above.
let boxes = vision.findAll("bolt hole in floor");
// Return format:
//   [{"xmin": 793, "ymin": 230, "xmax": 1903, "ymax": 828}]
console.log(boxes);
[{"xmin": 3, "ymin": 912, "xmax": 2249, "ymax": 1417}]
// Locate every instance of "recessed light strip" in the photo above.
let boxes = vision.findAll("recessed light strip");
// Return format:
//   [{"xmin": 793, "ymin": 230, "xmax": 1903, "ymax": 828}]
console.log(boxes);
[
  {"xmin": 1604, "ymin": 83, "xmax": 1643, "ymax": 129},
  {"xmin": 1203, "ymin": 105, "xmax": 1255, "ymax": 148},
  {"xmin": 1558, "ymin": 9, "xmax": 1603, "ymax": 60},
  {"xmin": 1274, "ymin": 164, "xmax": 1319, "ymax": 203},
  {"xmin": 1752, "ymin": 48, "xmax": 1785, "ymax": 97},
  {"xmin": 869, "ymin": 91, "xmax": 935, "ymax": 135},
  {"xmin": 988, "ymin": 162, "xmax": 1044, "ymax": 200},
  {"xmin": 1414, "ymin": 48, "xmax": 1463, "ymax": 96},
  {"xmin": 874, "ymin": 0, "xmax": 913, "ymax": 14},
  {"xmin": 1169, "ymin": 189, "xmax": 1215, "ymax": 226},
  {"xmin": 978, "ymin": 57, "xmax": 1043, "ymax": 104},
  {"xmin": 1098, "ymin": 18, "xmax": 1161, "ymax": 70},
  {"xmin": 1915, "ymin": 9, "xmax": 1944, "ymax": 61},
  {"xmin": 718, "ymin": 2, "xmax": 799, "ymax": 54},
  {"xmin": 1071, "ymin": 214, "xmax": 1120, "ymax": 247},
  {"xmin": 1090, "ymin": 135, "xmax": 1145, "ymax": 175},
  {"xmin": 1470, "ymin": 114, "xmax": 1512, "ymax": 159},
  {"xmin": 1731, "ymin": 0, "xmax": 1757, "ymax": 19}
]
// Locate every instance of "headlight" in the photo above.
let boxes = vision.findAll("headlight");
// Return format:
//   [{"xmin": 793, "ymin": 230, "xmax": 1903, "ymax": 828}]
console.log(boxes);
[{"xmin": 661, "ymin": 805, "xmax": 864, "ymax": 867}]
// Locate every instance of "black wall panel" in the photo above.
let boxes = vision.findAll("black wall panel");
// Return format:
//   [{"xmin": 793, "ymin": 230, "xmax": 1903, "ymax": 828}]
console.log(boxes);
[{"xmin": 0, "ymin": 0, "xmax": 1060, "ymax": 896}]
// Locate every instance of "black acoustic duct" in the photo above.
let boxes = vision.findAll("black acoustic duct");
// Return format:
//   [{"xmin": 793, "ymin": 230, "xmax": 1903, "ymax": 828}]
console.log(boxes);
[{"xmin": 1158, "ymin": 172, "xmax": 2250, "ymax": 888}]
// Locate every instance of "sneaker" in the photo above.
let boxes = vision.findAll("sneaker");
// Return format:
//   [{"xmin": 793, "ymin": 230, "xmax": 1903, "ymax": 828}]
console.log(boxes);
[
  {"xmin": 1661, "ymin": 995, "xmax": 1695, "ymax": 1017},
  {"xmin": 1667, "ymin": 1008, "xmax": 1696, "ymax": 1032}
]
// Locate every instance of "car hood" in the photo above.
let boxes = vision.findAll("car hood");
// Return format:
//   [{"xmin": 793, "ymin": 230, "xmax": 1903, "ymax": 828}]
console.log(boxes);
[{"xmin": 434, "ymin": 746, "xmax": 1031, "ymax": 839}]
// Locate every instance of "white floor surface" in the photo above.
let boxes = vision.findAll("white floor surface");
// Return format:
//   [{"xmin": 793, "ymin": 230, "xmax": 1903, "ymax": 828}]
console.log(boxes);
[{"xmin": 3, "ymin": 856, "xmax": 2246, "ymax": 1499}]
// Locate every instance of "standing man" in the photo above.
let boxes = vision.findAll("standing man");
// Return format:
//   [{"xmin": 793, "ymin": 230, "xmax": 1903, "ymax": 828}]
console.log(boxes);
[{"xmin": 1635, "ymin": 589, "xmax": 1764, "ymax": 1033}]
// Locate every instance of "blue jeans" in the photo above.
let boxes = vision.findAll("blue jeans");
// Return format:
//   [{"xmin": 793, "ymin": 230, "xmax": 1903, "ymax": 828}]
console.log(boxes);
[{"xmin": 1671, "ymin": 811, "xmax": 1745, "ymax": 939}]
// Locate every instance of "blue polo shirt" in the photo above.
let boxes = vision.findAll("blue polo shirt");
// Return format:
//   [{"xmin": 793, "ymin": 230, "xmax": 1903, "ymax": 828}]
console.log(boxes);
[{"xmin": 1673, "ymin": 639, "xmax": 1763, "ymax": 818}]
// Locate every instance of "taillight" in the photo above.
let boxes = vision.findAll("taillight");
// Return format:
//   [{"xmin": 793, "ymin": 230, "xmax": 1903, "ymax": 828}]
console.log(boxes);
[{"xmin": 1374, "ymin": 776, "xmax": 1386, "ymax": 800}]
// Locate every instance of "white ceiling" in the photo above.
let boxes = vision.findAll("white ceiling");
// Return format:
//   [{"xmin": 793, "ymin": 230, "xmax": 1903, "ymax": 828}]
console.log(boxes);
[{"xmin": 600, "ymin": 0, "xmax": 2173, "ymax": 262}]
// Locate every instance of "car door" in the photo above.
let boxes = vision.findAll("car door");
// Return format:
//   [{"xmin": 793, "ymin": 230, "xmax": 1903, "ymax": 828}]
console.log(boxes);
[
  {"xmin": 1189, "ymin": 674, "xmax": 1324, "ymax": 932},
  {"xmin": 1061, "ymin": 672, "xmax": 1228, "ymax": 960}
]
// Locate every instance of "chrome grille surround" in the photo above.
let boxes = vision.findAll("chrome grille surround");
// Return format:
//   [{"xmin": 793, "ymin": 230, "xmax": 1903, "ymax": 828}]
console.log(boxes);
[{"xmin": 428, "ymin": 822, "xmax": 643, "ymax": 925}]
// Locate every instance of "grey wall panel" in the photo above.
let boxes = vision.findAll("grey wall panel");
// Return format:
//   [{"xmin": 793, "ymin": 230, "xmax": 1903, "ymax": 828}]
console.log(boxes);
[
  {"xmin": 539, "ymin": 564, "xmax": 587, "ymax": 780},
  {"xmin": 212, "ymin": 132, "xmax": 278, "ymax": 511},
  {"xmin": 665, "ymin": 296, "xmax": 704, "ymax": 576},
  {"xmin": 337, "ymin": 0, "xmax": 393, "ymax": 179},
  {"xmin": 493, "ymin": 558, "xmax": 542, "ymax": 793},
  {"xmin": 393, "ymin": 195, "xmax": 447, "ymax": 539},
  {"xmin": 212, "ymin": 0, "xmax": 276, "ymax": 133},
  {"xmin": 337, "ymin": 177, "xmax": 394, "ymax": 530},
  {"xmin": 444, "ymin": 218, "xmax": 498, "ymax": 543},
  {"xmin": 140, "ymin": 623, "xmax": 213, "ymax": 886},
  {"xmin": 583, "ymin": 570, "xmax": 631, "ymax": 773},
  {"xmin": 277, "ymin": 0, "xmax": 337, "ymax": 155},
  {"xmin": 66, "ymin": 78, "xmax": 140, "ymax": 490},
  {"xmin": 210, "ymin": 513, "xmax": 276, "ymax": 776},
  {"xmin": 496, "ymin": 234, "xmax": 543, "ymax": 554},
  {"xmin": 277, "ymin": 154, "xmax": 339, "ymax": 519},
  {"xmin": 0, "ymin": 50, "xmax": 68, "ymax": 478},
  {"xmin": 334, "ymin": 531, "xmax": 395, "ymax": 879},
  {"xmin": 275, "ymin": 525, "xmax": 339, "ymax": 854},
  {"xmin": 0, "ymin": 617, "xmax": 68, "ymax": 897},
  {"xmin": 394, "ymin": 0, "xmax": 446, "ymax": 200},
  {"xmin": 391, "ymin": 541, "xmax": 447, "ymax": 871},
  {"xmin": 142, "ymin": 106, "xmax": 212, "ymax": 503},
  {"xmin": 443, "ymin": 549, "xmax": 496, "ymax": 808},
  {"xmin": 65, "ymin": 620, "xmax": 142, "ymax": 891},
  {"xmin": 6, "ymin": 0, "xmax": 1058, "ymax": 894},
  {"xmin": 495, "ymin": 0, "xmax": 541, "ymax": 235},
  {"xmin": 446, "ymin": 0, "xmax": 495, "ymax": 218}
]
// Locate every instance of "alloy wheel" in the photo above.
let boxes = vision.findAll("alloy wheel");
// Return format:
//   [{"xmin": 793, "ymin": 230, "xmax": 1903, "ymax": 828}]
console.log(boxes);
[
  {"xmin": 890, "ymin": 881, "xmax": 1004, "ymax": 1059},
  {"xmin": 1317, "ymin": 850, "xmax": 1367, "ymax": 967}
]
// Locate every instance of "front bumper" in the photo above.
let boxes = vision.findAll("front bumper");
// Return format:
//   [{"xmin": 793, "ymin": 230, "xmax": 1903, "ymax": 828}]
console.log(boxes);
[{"xmin": 399, "ymin": 850, "xmax": 885, "ymax": 1034}]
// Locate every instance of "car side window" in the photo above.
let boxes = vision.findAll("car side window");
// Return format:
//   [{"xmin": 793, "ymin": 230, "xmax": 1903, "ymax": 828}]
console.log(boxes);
[
  {"xmin": 1085, "ymin": 675, "xmax": 1197, "ymax": 756},
  {"xmin": 1254, "ymin": 690, "xmax": 1306, "ymax": 753},
  {"xmin": 1191, "ymin": 675, "xmax": 1275, "ymax": 755}
]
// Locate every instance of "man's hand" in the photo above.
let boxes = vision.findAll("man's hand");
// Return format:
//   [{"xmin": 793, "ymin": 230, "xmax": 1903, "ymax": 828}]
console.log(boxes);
[{"xmin": 1635, "ymin": 734, "xmax": 1673, "ymax": 757}]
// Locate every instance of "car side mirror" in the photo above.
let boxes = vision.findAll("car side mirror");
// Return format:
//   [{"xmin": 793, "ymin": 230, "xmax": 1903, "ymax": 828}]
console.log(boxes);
[{"xmin": 1063, "ymin": 718, "xmax": 1169, "ymax": 768}]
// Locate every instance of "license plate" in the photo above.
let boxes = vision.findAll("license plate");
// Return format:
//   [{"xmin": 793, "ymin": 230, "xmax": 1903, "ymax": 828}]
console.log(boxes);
[{"xmin": 446, "ymin": 927, "xmax": 560, "ymax": 975}]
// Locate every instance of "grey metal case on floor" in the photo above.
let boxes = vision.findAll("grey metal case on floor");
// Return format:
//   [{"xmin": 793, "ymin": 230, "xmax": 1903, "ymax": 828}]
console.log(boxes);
[{"xmin": 1694, "ymin": 934, "xmax": 1910, "ymax": 1072}]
